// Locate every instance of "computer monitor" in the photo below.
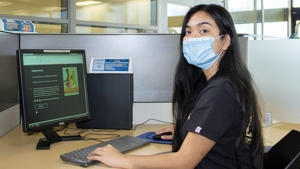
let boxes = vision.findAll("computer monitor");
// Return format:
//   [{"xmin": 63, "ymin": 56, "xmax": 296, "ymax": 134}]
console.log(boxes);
[{"xmin": 16, "ymin": 49, "xmax": 91, "ymax": 150}]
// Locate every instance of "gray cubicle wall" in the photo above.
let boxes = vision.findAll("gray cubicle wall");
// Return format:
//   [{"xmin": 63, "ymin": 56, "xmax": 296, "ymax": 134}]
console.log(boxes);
[
  {"xmin": 0, "ymin": 31, "xmax": 20, "ymax": 138},
  {"xmin": 238, "ymin": 37, "xmax": 248, "ymax": 65},
  {"xmin": 20, "ymin": 34, "xmax": 181, "ymax": 102},
  {"xmin": 19, "ymin": 34, "xmax": 248, "ymax": 103},
  {"xmin": 0, "ymin": 31, "xmax": 19, "ymax": 111}
]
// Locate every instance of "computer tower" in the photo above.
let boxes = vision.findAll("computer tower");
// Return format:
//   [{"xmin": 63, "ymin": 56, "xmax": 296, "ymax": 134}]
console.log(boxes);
[{"xmin": 76, "ymin": 73, "xmax": 133, "ymax": 129}]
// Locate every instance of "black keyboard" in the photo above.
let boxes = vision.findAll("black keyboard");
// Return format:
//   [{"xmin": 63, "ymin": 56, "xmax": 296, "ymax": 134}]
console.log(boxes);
[{"xmin": 60, "ymin": 135, "xmax": 150, "ymax": 167}]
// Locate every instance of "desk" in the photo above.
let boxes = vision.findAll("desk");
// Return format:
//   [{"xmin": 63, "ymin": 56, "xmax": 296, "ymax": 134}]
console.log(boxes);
[
  {"xmin": 0, "ymin": 124, "xmax": 173, "ymax": 169},
  {"xmin": 0, "ymin": 122, "xmax": 299, "ymax": 169},
  {"xmin": 263, "ymin": 122, "xmax": 300, "ymax": 146}
]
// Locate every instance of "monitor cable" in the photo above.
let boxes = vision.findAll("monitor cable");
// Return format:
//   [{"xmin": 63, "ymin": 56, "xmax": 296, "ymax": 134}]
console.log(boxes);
[{"xmin": 132, "ymin": 118, "xmax": 174, "ymax": 131}]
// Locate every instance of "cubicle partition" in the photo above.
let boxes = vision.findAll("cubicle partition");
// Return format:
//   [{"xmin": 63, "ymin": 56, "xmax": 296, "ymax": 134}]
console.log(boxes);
[
  {"xmin": 0, "ymin": 34, "xmax": 250, "ymax": 134},
  {"xmin": 0, "ymin": 31, "xmax": 20, "ymax": 137},
  {"xmin": 6, "ymin": 33, "xmax": 296, "ymax": 138},
  {"xmin": 19, "ymin": 34, "xmax": 181, "ymax": 103},
  {"xmin": 248, "ymin": 39, "xmax": 300, "ymax": 124},
  {"xmin": 19, "ymin": 34, "xmax": 248, "ymax": 102},
  {"xmin": 0, "ymin": 32, "xmax": 19, "ymax": 111}
]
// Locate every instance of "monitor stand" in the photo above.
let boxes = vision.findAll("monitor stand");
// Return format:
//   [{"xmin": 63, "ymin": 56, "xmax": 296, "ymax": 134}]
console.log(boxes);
[{"xmin": 36, "ymin": 128, "xmax": 83, "ymax": 150}]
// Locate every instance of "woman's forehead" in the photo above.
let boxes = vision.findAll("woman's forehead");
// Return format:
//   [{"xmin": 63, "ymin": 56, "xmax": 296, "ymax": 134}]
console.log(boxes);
[{"xmin": 187, "ymin": 11, "xmax": 216, "ymax": 26}]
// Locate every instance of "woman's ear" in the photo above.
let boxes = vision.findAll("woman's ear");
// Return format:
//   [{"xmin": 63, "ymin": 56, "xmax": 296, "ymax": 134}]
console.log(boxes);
[{"xmin": 222, "ymin": 34, "xmax": 231, "ymax": 50}]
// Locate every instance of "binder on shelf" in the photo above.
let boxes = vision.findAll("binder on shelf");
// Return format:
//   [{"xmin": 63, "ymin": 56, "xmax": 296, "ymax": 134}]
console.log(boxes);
[
  {"xmin": 89, "ymin": 58, "xmax": 133, "ymax": 74},
  {"xmin": 0, "ymin": 18, "xmax": 35, "ymax": 33}
]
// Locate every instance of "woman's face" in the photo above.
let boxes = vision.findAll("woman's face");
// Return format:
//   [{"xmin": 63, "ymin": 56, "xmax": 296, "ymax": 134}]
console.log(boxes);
[{"xmin": 183, "ymin": 11, "xmax": 226, "ymax": 54}]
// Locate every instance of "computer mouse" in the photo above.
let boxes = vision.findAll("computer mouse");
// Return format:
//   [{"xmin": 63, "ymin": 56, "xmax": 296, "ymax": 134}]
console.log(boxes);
[{"xmin": 152, "ymin": 132, "xmax": 172, "ymax": 140}]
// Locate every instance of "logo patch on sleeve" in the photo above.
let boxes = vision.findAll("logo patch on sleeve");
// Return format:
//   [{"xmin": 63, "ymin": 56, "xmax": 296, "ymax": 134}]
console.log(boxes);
[{"xmin": 195, "ymin": 126, "xmax": 202, "ymax": 133}]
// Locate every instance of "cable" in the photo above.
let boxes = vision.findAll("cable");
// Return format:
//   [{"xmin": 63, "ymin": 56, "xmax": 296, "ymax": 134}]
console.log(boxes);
[
  {"xmin": 27, "ymin": 132, "xmax": 34, "ymax": 135},
  {"xmin": 92, "ymin": 128, "xmax": 119, "ymax": 132},
  {"xmin": 132, "ymin": 118, "xmax": 174, "ymax": 131},
  {"xmin": 62, "ymin": 124, "xmax": 89, "ymax": 135},
  {"xmin": 54, "ymin": 125, "xmax": 67, "ymax": 131},
  {"xmin": 62, "ymin": 124, "xmax": 122, "ymax": 142},
  {"xmin": 82, "ymin": 133, "xmax": 120, "ymax": 142}
]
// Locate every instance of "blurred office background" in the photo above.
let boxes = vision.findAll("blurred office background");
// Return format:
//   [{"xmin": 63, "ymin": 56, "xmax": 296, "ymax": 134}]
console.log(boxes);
[
  {"xmin": 0, "ymin": 0, "xmax": 299, "ymax": 39},
  {"xmin": 1, "ymin": 0, "xmax": 300, "ymax": 136}
]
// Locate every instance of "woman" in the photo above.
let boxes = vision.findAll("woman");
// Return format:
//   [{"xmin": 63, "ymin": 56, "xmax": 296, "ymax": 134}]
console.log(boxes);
[{"xmin": 88, "ymin": 4, "xmax": 264, "ymax": 169}]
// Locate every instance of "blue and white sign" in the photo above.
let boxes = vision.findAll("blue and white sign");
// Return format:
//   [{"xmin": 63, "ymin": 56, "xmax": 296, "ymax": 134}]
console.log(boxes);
[
  {"xmin": 0, "ymin": 18, "xmax": 35, "ymax": 33},
  {"xmin": 89, "ymin": 58, "xmax": 133, "ymax": 74}
]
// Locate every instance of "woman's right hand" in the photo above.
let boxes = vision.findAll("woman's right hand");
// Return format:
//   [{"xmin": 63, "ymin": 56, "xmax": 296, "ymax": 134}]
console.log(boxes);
[{"xmin": 155, "ymin": 127, "xmax": 175, "ymax": 140}]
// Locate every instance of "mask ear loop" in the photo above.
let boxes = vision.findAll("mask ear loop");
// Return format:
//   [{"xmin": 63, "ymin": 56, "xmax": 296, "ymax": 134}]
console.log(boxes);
[
  {"xmin": 215, "ymin": 35, "xmax": 225, "ymax": 55},
  {"xmin": 216, "ymin": 34, "xmax": 229, "ymax": 55},
  {"xmin": 215, "ymin": 34, "xmax": 225, "ymax": 39},
  {"xmin": 219, "ymin": 50, "xmax": 224, "ymax": 55}
]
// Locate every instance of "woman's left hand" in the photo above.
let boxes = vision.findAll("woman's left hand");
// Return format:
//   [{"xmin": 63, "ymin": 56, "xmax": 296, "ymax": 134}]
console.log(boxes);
[{"xmin": 87, "ymin": 144, "xmax": 126, "ymax": 168}]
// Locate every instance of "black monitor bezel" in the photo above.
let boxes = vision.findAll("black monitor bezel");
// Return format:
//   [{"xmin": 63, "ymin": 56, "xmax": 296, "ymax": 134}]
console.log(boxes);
[{"xmin": 17, "ymin": 49, "xmax": 91, "ymax": 133}]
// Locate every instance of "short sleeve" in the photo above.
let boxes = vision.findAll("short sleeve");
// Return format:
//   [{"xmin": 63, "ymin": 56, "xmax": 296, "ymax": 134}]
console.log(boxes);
[{"xmin": 186, "ymin": 86, "xmax": 239, "ymax": 142}]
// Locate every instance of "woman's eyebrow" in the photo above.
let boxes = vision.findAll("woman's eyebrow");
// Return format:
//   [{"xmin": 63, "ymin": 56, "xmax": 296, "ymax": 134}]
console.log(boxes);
[
  {"xmin": 196, "ymin": 21, "xmax": 212, "ymax": 27},
  {"xmin": 185, "ymin": 21, "xmax": 212, "ymax": 28}
]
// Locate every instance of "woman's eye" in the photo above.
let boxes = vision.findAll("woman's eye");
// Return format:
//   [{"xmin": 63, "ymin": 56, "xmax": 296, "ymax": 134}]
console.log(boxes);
[
  {"xmin": 200, "ymin": 30, "xmax": 208, "ymax": 34},
  {"xmin": 185, "ymin": 31, "xmax": 191, "ymax": 35}
]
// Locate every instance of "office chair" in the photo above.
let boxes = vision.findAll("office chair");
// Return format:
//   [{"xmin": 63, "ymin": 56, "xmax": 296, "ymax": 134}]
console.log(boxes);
[{"xmin": 265, "ymin": 130, "xmax": 300, "ymax": 169}]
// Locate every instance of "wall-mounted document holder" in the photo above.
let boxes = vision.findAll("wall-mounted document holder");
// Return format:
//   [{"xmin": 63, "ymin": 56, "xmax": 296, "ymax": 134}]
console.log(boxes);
[{"xmin": 0, "ymin": 18, "xmax": 35, "ymax": 33}]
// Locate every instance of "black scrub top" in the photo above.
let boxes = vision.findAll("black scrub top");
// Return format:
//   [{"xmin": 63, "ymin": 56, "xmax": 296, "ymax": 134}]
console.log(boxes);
[{"xmin": 181, "ymin": 71, "xmax": 252, "ymax": 169}]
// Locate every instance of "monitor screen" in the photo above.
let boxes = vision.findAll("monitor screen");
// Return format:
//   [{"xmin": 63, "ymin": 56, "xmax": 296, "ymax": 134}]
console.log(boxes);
[{"xmin": 17, "ymin": 49, "xmax": 90, "ymax": 149}]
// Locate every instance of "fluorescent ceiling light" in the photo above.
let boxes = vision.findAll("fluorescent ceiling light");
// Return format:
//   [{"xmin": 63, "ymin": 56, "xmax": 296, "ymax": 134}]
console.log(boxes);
[
  {"xmin": 14, "ymin": 13, "xmax": 30, "ymax": 16},
  {"xmin": 12, "ymin": 10, "xmax": 30, "ymax": 16},
  {"xmin": 44, "ymin": 6, "xmax": 67, "ymax": 11},
  {"xmin": 12, "ymin": 10, "xmax": 29, "ymax": 16},
  {"xmin": 0, "ymin": 1, "xmax": 13, "ymax": 7},
  {"xmin": 76, "ymin": 1, "xmax": 102, "ymax": 6},
  {"xmin": 13, "ymin": 10, "xmax": 29, "ymax": 13}
]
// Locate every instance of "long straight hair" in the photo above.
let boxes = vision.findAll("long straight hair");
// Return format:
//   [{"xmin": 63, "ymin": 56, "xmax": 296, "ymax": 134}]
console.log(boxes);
[{"xmin": 172, "ymin": 4, "xmax": 264, "ymax": 169}]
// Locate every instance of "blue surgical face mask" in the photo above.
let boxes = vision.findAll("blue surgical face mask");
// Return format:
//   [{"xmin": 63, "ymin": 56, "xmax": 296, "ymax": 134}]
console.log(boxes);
[{"xmin": 182, "ymin": 35, "xmax": 224, "ymax": 70}]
